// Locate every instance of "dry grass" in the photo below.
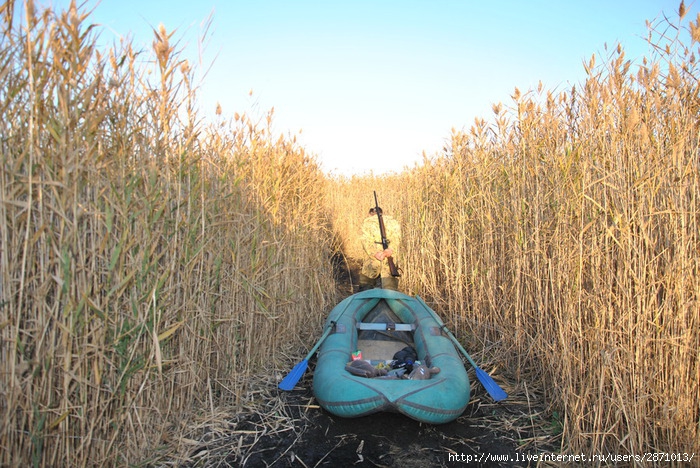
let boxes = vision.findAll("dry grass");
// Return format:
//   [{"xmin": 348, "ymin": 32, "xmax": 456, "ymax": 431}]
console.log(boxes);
[{"xmin": 1, "ymin": 2, "xmax": 336, "ymax": 466}]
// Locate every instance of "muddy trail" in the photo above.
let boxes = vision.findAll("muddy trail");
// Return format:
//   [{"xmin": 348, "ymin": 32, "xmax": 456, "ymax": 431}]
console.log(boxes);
[
  {"xmin": 179, "ymin": 383, "xmax": 550, "ymax": 468},
  {"xmin": 177, "ymin": 354, "xmax": 557, "ymax": 467},
  {"xmin": 174, "ymin": 257, "xmax": 559, "ymax": 468}
]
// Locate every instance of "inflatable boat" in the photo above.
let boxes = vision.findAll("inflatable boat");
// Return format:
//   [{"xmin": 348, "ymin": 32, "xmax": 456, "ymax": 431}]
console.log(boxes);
[{"xmin": 311, "ymin": 289, "xmax": 471, "ymax": 424}]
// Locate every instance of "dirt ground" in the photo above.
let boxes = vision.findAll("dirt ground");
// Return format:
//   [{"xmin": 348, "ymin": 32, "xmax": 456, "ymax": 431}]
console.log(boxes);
[
  {"xmin": 173, "ymin": 258, "xmax": 559, "ymax": 467},
  {"xmin": 177, "ymin": 364, "xmax": 558, "ymax": 468}
]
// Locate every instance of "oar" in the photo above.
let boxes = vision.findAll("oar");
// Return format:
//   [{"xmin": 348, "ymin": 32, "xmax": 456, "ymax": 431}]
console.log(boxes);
[
  {"xmin": 417, "ymin": 296, "xmax": 508, "ymax": 402},
  {"xmin": 278, "ymin": 322, "xmax": 336, "ymax": 391}
]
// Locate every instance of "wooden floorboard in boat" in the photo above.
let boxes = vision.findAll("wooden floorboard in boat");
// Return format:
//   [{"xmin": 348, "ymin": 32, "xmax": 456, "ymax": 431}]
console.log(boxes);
[{"xmin": 356, "ymin": 339, "xmax": 408, "ymax": 361}]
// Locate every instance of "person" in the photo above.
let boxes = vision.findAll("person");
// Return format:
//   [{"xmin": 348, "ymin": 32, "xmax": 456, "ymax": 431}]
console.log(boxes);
[{"xmin": 359, "ymin": 206, "xmax": 401, "ymax": 291}]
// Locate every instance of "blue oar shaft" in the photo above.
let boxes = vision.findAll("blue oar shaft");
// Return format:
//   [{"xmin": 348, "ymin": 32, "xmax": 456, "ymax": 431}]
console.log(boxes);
[{"xmin": 304, "ymin": 323, "xmax": 334, "ymax": 360}]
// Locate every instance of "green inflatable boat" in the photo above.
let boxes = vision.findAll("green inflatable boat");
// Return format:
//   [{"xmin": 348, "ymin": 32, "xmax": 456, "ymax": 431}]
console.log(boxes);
[{"xmin": 312, "ymin": 289, "xmax": 470, "ymax": 424}]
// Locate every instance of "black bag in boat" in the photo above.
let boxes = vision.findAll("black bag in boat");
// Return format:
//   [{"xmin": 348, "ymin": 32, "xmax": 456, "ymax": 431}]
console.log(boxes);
[{"xmin": 392, "ymin": 346, "xmax": 417, "ymax": 372}]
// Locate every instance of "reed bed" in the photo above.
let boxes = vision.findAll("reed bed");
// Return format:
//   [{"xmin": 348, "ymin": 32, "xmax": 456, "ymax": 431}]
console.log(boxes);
[
  {"xmin": 345, "ymin": 8, "xmax": 698, "ymax": 462},
  {"xmin": 1, "ymin": 2, "xmax": 336, "ymax": 466},
  {"xmin": 3, "ymin": 0, "xmax": 699, "ymax": 466}
]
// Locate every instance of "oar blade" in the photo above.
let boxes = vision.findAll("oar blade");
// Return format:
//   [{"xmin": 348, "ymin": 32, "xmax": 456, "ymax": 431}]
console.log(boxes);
[
  {"xmin": 475, "ymin": 367, "xmax": 508, "ymax": 402},
  {"xmin": 278, "ymin": 359, "xmax": 309, "ymax": 391}
]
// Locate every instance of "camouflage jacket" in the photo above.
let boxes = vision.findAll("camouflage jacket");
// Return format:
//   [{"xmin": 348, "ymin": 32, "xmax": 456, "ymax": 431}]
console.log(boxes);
[{"xmin": 360, "ymin": 214, "xmax": 401, "ymax": 278}]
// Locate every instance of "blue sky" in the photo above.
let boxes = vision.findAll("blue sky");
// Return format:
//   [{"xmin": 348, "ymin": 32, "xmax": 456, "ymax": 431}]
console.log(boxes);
[{"xmin": 35, "ymin": 1, "xmax": 698, "ymax": 175}]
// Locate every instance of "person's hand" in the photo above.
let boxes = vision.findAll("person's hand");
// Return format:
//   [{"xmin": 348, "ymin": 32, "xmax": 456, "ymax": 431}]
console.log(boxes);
[{"xmin": 374, "ymin": 248, "xmax": 393, "ymax": 260}]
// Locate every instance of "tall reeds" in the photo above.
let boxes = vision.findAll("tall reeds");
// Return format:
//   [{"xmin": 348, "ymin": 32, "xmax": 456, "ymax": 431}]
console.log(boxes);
[
  {"xmin": 365, "ymin": 7, "xmax": 698, "ymax": 460},
  {"xmin": 3, "ymin": 0, "xmax": 699, "ymax": 465},
  {"xmin": 0, "ymin": 2, "xmax": 336, "ymax": 466}
]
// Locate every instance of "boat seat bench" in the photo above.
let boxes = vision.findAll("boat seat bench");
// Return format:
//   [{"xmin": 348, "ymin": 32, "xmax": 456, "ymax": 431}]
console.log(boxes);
[{"xmin": 356, "ymin": 322, "xmax": 416, "ymax": 332}]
